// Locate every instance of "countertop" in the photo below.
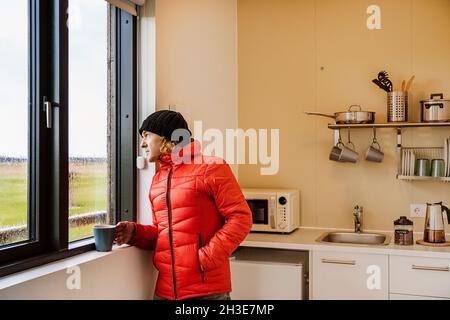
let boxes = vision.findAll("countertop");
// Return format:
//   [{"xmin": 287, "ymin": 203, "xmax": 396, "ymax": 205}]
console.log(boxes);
[{"xmin": 241, "ymin": 227, "xmax": 450, "ymax": 259}]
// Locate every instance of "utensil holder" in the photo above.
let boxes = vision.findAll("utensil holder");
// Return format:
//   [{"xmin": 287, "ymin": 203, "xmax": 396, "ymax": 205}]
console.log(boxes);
[{"xmin": 388, "ymin": 91, "xmax": 408, "ymax": 122}]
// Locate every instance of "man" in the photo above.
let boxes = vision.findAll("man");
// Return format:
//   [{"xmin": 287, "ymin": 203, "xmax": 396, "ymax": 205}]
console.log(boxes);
[{"xmin": 114, "ymin": 110, "xmax": 252, "ymax": 300}]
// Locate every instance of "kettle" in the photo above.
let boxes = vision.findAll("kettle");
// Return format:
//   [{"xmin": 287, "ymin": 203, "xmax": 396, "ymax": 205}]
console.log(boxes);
[{"xmin": 423, "ymin": 202, "xmax": 450, "ymax": 243}]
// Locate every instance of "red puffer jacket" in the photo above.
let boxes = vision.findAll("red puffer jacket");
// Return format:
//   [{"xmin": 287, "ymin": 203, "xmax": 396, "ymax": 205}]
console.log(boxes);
[{"xmin": 130, "ymin": 139, "xmax": 252, "ymax": 300}]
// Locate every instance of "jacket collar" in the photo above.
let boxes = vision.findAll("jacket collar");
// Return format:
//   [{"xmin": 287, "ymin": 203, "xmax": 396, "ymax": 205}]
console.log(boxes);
[{"xmin": 158, "ymin": 139, "xmax": 202, "ymax": 169}]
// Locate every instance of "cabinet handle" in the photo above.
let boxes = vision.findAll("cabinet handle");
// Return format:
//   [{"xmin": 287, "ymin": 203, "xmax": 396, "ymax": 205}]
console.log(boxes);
[
  {"xmin": 321, "ymin": 259, "xmax": 356, "ymax": 266},
  {"xmin": 412, "ymin": 265, "xmax": 450, "ymax": 272}
]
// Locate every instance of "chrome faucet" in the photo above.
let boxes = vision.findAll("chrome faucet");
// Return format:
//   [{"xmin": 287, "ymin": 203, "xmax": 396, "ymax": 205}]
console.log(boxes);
[{"xmin": 353, "ymin": 205, "xmax": 363, "ymax": 233}]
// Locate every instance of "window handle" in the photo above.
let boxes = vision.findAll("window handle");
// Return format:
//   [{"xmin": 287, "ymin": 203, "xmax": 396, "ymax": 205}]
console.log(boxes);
[{"xmin": 43, "ymin": 97, "xmax": 59, "ymax": 129}]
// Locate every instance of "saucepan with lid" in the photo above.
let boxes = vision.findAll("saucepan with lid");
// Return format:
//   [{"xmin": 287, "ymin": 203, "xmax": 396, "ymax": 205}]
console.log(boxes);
[{"xmin": 421, "ymin": 93, "xmax": 450, "ymax": 123}]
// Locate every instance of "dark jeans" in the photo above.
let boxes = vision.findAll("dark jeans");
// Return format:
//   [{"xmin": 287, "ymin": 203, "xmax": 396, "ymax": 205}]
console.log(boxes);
[{"xmin": 154, "ymin": 293, "xmax": 231, "ymax": 300}]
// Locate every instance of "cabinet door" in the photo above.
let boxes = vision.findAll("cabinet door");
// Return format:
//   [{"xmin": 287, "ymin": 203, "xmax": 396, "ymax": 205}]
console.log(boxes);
[
  {"xmin": 230, "ymin": 260, "xmax": 305, "ymax": 300},
  {"xmin": 390, "ymin": 255, "xmax": 450, "ymax": 299},
  {"xmin": 312, "ymin": 251, "xmax": 388, "ymax": 300}
]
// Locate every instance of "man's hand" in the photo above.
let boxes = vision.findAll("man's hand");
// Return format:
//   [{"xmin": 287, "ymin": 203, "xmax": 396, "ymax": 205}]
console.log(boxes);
[{"xmin": 114, "ymin": 221, "xmax": 136, "ymax": 245}]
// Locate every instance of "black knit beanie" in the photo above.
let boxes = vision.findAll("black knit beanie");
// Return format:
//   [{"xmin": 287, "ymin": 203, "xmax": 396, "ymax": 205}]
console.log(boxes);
[{"xmin": 139, "ymin": 110, "xmax": 192, "ymax": 144}]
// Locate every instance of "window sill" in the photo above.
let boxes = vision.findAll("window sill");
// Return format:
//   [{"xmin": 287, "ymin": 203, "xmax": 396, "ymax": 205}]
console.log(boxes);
[
  {"xmin": 68, "ymin": 238, "xmax": 95, "ymax": 250},
  {"xmin": 0, "ymin": 241, "xmax": 132, "ymax": 288}
]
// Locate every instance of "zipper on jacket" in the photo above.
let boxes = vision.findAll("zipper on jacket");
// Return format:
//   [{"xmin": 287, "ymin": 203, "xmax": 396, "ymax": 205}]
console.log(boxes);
[
  {"xmin": 198, "ymin": 233, "xmax": 205, "ymax": 283},
  {"xmin": 166, "ymin": 168, "xmax": 178, "ymax": 299}
]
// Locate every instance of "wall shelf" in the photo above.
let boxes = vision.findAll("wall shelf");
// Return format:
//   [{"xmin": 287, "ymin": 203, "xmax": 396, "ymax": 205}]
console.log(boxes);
[
  {"xmin": 328, "ymin": 122, "xmax": 450, "ymax": 147},
  {"xmin": 328, "ymin": 122, "xmax": 450, "ymax": 130},
  {"xmin": 326, "ymin": 122, "xmax": 450, "ymax": 183}
]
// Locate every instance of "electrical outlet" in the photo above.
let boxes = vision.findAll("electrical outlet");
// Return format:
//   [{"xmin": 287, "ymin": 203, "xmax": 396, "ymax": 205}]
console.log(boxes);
[{"xmin": 410, "ymin": 204, "xmax": 427, "ymax": 218}]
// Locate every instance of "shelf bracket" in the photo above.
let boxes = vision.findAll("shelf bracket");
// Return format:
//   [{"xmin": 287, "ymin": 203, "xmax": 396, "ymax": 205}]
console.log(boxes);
[
  {"xmin": 397, "ymin": 127, "xmax": 402, "ymax": 148},
  {"xmin": 397, "ymin": 128, "xmax": 402, "ymax": 176}
]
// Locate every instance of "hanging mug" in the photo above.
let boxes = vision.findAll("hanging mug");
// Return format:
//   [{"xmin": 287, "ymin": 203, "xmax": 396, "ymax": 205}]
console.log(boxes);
[
  {"xmin": 365, "ymin": 128, "xmax": 384, "ymax": 163},
  {"xmin": 339, "ymin": 129, "xmax": 359, "ymax": 163}
]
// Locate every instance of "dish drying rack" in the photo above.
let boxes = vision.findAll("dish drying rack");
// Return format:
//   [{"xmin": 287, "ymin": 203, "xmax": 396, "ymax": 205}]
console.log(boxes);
[
  {"xmin": 397, "ymin": 147, "xmax": 450, "ymax": 182},
  {"xmin": 327, "ymin": 123, "xmax": 450, "ymax": 183}
]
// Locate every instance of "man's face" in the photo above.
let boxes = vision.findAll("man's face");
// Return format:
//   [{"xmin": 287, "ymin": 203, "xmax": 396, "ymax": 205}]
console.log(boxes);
[{"xmin": 140, "ymin": 131, "xmax": 163, "ymax": 162}]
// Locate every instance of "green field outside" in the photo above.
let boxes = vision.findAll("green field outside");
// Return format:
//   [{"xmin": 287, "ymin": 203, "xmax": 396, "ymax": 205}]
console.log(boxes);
[{"xmin": 0, "ymin": 161, "xmax": 109, "ymax": 243}]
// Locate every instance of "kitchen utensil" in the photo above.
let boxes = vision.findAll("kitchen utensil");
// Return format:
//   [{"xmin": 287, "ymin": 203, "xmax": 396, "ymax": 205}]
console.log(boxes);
[
  {"xmin": 378, "ymin": 71, "xmax": 389, "ymax": 80},
  {"xmin": 93, "ymin": 225, "xmax": 116, "ymax": 252},
  {"xmin": 388, "ymin": 91, "xmax": 408, "ymax": 122},
  {"xmin": 410, "ymin": 152, "xmax": 416, "ymax": 176},
  {"xmin": 378, "ymin": 71, "xmax": 393, "ymax": 92},
  {"xmin": 445, "ymin": 139, "xmax": 449, "ymax": 177},
  {"xmin": 339, "ymin": 146, "xmax": 359, "ymax": 163},
  {"xmin": 415, "ymin": 158, "xmax": 431, "ymax": 176},
  {"xmin": 406, "ymin": 151, "xmax": 411, "ymax": 176},
  {"xmin": 329, "ymin": 145, "xmax": 343, "ymax": 162},
  {"xmin": 408, "ymin": 151, "xmax": 412, "ymax": 175},
  {"xmin": 423, "ymin": 202, "xmax": 450, "ymax": 243},
  {"xmin": 446, "ymin": 138, "xmax": 450, "ymax": 177},
  {"xmin": 339, "ymin": 129, "xmax": 359, "ymax": 163},
  {"xmin": 403, "ymin": 150, "xmax": 408, "ymax": 176},
  {"xmin": 401, "ymin": 80, "xmax": 406, "ymax": 92},
  {"xmin": 402, "ymin": 150, "xmax": 406, "ymax": 176},
  {"xmin": 406, "ymin": 151, "xmax": 410, "ymax": 175},
  {"xmin": 304, "ymin": 105, "xmax": 375, "ymax": 124},
  {"xmin": 406, "ymin": 151, "xmax": 411, "ymax": 175},
  {"xmin": 431, "ymin": 159, "xmax": 445, "ymax": 177},
  {"xmin": 366, "ymin": 145, "xmax": 384, "ymax": 163},
  {"xmin": 447, "ymin": 139, "xmax": 450, "ymax": 176},
  {"xmin": 420, "ymin": 93, "xmax": 450, "ymax": 123},
  {"xmin": 405, "ymin": 75, "xmax": 415, "ymax": 92},
  {"xmin": 372, "ymin": 79, "xmax": 391, "ymax": 93},
  {"xmin": 365, "ymin": 128, "xmax": 384, "ymax": 163},
  {"xmin": 329, "ymin": 130, "xmax": 345, "ymax": 162}
]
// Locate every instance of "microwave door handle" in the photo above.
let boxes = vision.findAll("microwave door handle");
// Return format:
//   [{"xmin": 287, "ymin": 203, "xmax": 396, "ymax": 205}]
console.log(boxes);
[
  {"xmin": 269, "ymin": 212, "xmax": 275, "ymax": 229},
  {"xmin": 269, "ymin": 215, "xmax": 275, "ymax": 229}
]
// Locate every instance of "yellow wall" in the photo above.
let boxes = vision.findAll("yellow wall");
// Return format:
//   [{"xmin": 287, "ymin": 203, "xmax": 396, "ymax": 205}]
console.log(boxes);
[
  {"xmin": 237, "ymin": 0, "xmax": 450, "ymax": 231},
  {"xmin": 155, "ymin": 0, "xmax": 238, "ymax": 139},
  {"xmin": 155, "ymin": 0, "xmax": 239, "ymax": 174}
]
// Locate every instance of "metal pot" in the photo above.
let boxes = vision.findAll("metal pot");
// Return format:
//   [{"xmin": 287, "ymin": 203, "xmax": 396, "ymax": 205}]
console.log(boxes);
[
  {"xmin": 305, "ymin": 105, "xmax": 375, "ymax": 124},
  {"xmin": 421, "ymin": 93, "xmax": 450, "ymax": 123}
]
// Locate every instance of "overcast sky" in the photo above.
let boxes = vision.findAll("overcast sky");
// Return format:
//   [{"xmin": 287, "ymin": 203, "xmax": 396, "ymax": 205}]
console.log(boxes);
[{"xmin": 0, "ymin": 0, "xmax": 107, "ymax": 158}]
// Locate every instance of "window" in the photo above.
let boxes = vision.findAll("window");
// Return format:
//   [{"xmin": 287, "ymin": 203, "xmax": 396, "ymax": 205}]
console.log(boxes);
[
  {"xmin": 0, "ymin": 0, "xmax": 137, "ymax": 276},
  {"xmin": 68, "ymin": 0, "xmax": 110, "ymax": 242},
  {"xmin": 0, "ymin": 0, "xmax": 29, "ymax": 247}
]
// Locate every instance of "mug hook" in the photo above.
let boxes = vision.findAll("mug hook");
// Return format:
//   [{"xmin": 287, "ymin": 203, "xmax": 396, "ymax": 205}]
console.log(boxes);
[
  {"xmin": 336, "ymin": 129, "xmax": 344, "ymax": 148},
  {"xmin": 371, "ymin": 127, "xmax": 381, "ymax": 150},
  {"xmin": 347, "ymin": 128, "xmax": 355, "ymax": 150}
]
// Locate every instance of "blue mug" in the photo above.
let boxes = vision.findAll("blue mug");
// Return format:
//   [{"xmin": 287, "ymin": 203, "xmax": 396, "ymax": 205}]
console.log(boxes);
[{"xmin": 93, "ymin": 225, "xmax": 116, "ymax": 252}]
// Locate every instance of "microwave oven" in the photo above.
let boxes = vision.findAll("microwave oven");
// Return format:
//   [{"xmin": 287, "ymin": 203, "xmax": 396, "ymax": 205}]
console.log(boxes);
[{"xmin": 242, "ymin": 188, "xmax": 300, "ymax": 233}]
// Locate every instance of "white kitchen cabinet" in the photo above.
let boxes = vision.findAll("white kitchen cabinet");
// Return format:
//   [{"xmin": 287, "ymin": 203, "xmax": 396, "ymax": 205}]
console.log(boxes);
[
  {"xmin": 312, "ymin": 250, "xmax": 388, "ymax": 300},
  {"xmin": 230, "ymin": 247, "xmax": 308, "ymax": 300},
  {"xmin": 390, "ymin": 255, "xmax": 450, "ymax": 299}
]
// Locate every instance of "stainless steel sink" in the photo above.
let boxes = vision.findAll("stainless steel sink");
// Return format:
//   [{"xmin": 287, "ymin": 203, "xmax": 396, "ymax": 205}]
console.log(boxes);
[{"xmin": 316, "ymin": 232, "xmax": 391, "ymax": 246}]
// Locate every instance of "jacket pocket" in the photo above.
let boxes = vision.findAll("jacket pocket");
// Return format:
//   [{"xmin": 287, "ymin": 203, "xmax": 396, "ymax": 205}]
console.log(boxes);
[{"xmin": 197, "ymin": 233, "xmax": 205, "ymax": 283}]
